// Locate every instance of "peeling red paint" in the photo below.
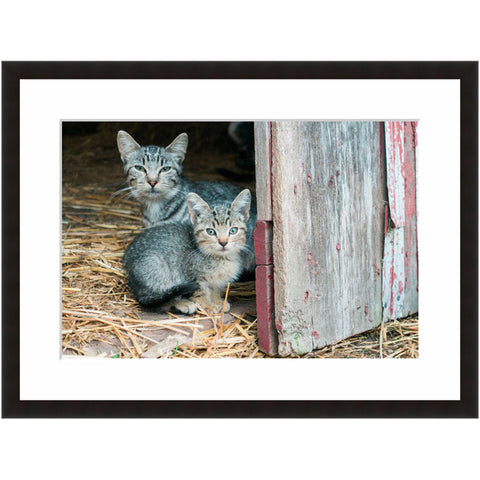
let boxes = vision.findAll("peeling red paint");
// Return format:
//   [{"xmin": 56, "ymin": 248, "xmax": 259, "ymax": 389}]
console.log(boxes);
[
  {"xmin": 336, "ymin": 243, "xmax": 341, "ymax": 251},
  {"xmin": 276, "ymin": 318, "xmax": 283, "ymax": 332},
  {"xmin": 312, "ymin": 331, "xmax": 320, "ymax": 340},
  {"xmin": 307, "ymin": 173, "xmax": 312, "ymax": 186},
  {"xmin": 383, "ymin": 121, "xmax": 418, "ymax": 320},
  {"xmin": 336, "ymin": 170, "xmax": 340, "ymax": 176},
  {"xmin": 328, "ymin": 174, "xmax": 334, "ymax": 186},
  {"xmin": 389, "ymin": 262, "xmax": 396, "ymax": 316},
  {"xmin": 307, "ymin": 252, "xmax": 318, "ymax": 266},
  {"xmin": 255, "ymin": 264, "xmax": 277, "ymax": 355},
  {"xmin": 304, "ymin": 291, "xmax": 309, "ymax": 302},
  {"xmin": 308, "ymin": 252, "xmax": 319, "ymax": 276},
  {"xmin": 364, "ymin": 306, "xmax": 368, "ymax": 315},
  {"xmin": 254, "ymin": 220, "xmax": 273, "ymax": 265},
  {"xmin": 293, "ymin": 184, "xmax": 297, "ymax": 195}
]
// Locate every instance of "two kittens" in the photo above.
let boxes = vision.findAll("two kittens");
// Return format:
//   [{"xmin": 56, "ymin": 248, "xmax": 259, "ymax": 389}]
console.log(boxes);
[{"xmin": 118, "ymin": 130, "xmax": 256, "ymax": 315}]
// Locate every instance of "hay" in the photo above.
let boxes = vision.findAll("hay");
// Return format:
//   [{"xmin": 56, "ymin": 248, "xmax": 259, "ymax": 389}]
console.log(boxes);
[
  {"xmin": 61, "ymin": 174, "xmax": 262, "ymax": 358},
  {"xmin": 300, "ymin": 316, "xmax": 419, "ymax": 359},
  {"xmin": 62, "ymin": 125, "xmax": 418, "ymax": 359}
]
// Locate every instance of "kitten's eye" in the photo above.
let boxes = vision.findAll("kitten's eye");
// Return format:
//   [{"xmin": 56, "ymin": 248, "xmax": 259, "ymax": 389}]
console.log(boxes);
[
  {"xmin": 134, "ymin": 165, "xmax": 146, "ymax": 172},
  {"xmin": 161, "ymin": 166, "xmax": 172, "ymax": 172},
  {"xmin": 206, "ymin": 228, "xmax": 216, "ymax": 236},
  {"xmin": 229, "ymin": 227, "xmax": 238, "ymax": 235}
]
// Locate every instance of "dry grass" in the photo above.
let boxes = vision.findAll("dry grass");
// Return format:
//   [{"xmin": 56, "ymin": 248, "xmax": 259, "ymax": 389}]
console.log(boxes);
[
  {"xmin": 304, "ymin": 317, "xmax": 418, "ymax": 359},
  {"xmin": 62, "ymin": 124, "xmax": 418, "ymax": 359}
]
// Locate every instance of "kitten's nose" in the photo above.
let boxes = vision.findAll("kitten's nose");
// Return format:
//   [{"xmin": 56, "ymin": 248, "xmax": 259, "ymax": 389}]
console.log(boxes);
[
  {"xmin": 218, "ymin": 239, "xmax": 228, "ymax": 247},
  {"xmin": 148, "ymin": 180, "xmax": 157, "ymax": 188}
]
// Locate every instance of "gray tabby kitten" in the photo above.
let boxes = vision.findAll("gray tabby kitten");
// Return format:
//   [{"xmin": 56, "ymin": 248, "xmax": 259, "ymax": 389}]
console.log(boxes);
[
  {"xmin": 123, "ymin": 189, "xmax": 252, "ymax": 315},
  {"xmin": 117, "ymin": 130, "xmax": 257, "ymax": 272}
]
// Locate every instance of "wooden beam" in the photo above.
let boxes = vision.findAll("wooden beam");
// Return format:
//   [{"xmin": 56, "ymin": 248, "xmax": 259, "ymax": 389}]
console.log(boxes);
[
  {"xmin": 271, "ymin": 121, "xmax": 387, "ymax": 355},
  {"xmin": 254, "ymin": 121, "xmax": 272, "ymax": 221}
]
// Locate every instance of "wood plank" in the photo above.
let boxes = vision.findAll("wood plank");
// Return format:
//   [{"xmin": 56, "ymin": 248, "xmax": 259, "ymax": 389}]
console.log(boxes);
[
  {"xmin": 254, "ymin": 121, "xmax": 272, "ymax": 221},
  {"xmin": 254, "ymin": 220, "xmax": 277, "ymax": 354},
  {"xmin": 254, "ymin": 220, "xmax": 273, "ymax": 265},
  {"xmin": 253, "ymin": 123, "xmax": 276, "ymax": 353},
  {"xmin": 271, "ymin": 122, "xmax": 387, "ymax": 355},
  {"xmin": 382, "ymin": 227, "xmax": 406, "ymax": 320},
  {"xmin": 255, "ymin": 264, "xmax": 277, "ymax": 354},
  {"xmin": 383, "ymin": 121, "xmax": 418, "ymax": 319},
  {"xmin": 385, "ymin": 122, "xmax": 406, "ymax": 227},
  {"xmin": 402, "ymin": 122, "xmax": 419, "ymax": 315}
]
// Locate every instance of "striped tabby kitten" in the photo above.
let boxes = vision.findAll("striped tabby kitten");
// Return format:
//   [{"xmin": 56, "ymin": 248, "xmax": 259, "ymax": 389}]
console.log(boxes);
[
  {"xmin": 123, "ymin": 189, "xmax": 252, "ymax": 314},
  {"xmin": 116, "ymin": 130, "xmax": 257, "ymax": 272}
]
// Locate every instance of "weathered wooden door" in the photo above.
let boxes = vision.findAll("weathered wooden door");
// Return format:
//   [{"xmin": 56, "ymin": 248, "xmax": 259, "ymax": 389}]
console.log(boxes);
[
  {"xmin": 254, "ymin": 121, "xmax": 418, "ymax": 356},
  {"xmin": 382, "ymin": 121, "xmax": 418, "ymax": 320}
]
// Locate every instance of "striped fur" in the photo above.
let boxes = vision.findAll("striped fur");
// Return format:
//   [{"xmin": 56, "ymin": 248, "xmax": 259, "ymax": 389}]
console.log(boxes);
[
  {"xmin": 124, "ymin": 190, "xmax": 252, "ymax": 314},
  {"xmin": 117, "ymin": 130, "xmax": 257, "ymax": 273}
]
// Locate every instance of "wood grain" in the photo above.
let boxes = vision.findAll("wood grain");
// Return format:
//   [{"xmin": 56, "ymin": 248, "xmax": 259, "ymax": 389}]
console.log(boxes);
[
  {"xmin": 383, "ymin": 121, "xmax": 418, "ymax": 319},
  {"xmin": 254, "ymin": 220, "xmax": 277, "ymax": 354},
  {"xmin": 254, "ymin": 121, "xmax": 272, "ymax": 221},
  {"xmin": 255, "ymin": 264, "xmax": 277, "ymax": 354},
  {"xmin": 271, "ymin": 121, "xmax": 387, "ymax": 355}
]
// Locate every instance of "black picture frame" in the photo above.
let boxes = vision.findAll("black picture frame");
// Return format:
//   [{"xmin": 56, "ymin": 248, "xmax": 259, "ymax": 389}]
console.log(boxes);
[{"xmin": 2, "ymin": 61, "xmax": 477, "ymax": 418}]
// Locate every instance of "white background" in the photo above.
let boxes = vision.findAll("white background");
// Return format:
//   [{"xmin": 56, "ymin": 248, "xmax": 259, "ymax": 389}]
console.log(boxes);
[
  {"xmin": 20, "ymin": 79, "xmax": 459, "ymax": 402},
  {"xmin": 1, "ymin": 1, "xmax": 479, "ymax": 479}
]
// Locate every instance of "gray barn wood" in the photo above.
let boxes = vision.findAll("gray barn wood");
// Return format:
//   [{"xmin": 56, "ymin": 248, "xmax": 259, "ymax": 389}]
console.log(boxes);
[
  {"xmin": 382, "ymin": 121, "xmax": 418, "ymax": 319},
  {"xmin": 254, "ymin": 122, "xmax": 272, "ymax": 221},
  {"xmin": 270, "ymin": 122, "xmax": 387, "ymax": 355}
]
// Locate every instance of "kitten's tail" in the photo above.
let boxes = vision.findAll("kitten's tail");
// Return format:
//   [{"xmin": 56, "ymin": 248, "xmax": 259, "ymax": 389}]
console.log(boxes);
[{"xmin": 135, "ymin": 282, "xmax": 198, "ymax": 309}]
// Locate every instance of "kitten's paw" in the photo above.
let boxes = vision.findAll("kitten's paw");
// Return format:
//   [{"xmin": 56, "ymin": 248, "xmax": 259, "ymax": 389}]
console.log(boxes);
[{"xmin": 173, "ymin": 299, "xmax": 198, "ymax": 315}]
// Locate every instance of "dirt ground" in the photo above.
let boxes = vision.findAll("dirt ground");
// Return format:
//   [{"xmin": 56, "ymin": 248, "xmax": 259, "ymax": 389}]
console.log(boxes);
[{"xmin": 61, "ymin": 122, "xmax": 418, "ymax": 359}]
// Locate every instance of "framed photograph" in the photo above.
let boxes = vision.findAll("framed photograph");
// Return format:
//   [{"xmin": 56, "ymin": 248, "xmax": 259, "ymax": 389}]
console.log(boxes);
[{"xmin": 2, "ymin": 61, "xmax": 477, "ymax": 417}]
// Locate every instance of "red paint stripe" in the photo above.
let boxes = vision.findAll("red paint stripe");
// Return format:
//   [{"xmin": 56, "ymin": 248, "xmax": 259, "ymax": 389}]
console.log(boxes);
[
  {"xmin": 256, "ymin": 265, "xmax": 277, "ymax": 355},
  {"xmin": 254, "ymin": 220, "xmax": 273, "ymax": 265},
  {"xmin": 255, "ymin": 123, "xmax": 277, "ymax": 355}
]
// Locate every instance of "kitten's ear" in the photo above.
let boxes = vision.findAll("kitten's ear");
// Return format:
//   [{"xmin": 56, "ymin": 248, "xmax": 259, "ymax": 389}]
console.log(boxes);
[
  {"xmin": 165, "ymin": 133, "xmax": 188, "ymax": 164},
  {"xmin": 231, "ymin": 189, "xmax": 251, "ymax": 221},
  {"xmin": 187, "ymin": 192, "xmax": 211, "ymax": 224},
  {"xmin": 117, "ymin": 130, "xmax": 142, "ymax": 163}
]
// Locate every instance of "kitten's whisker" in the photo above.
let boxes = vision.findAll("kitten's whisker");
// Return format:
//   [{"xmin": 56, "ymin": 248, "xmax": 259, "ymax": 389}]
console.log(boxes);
[
  {"xmin": 112, "ymin": 185, "xmax": 133, "ymax": 195},
  {"xmin": 110, "ymin": 185, "xmax": 134, "ymax": 201}
]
